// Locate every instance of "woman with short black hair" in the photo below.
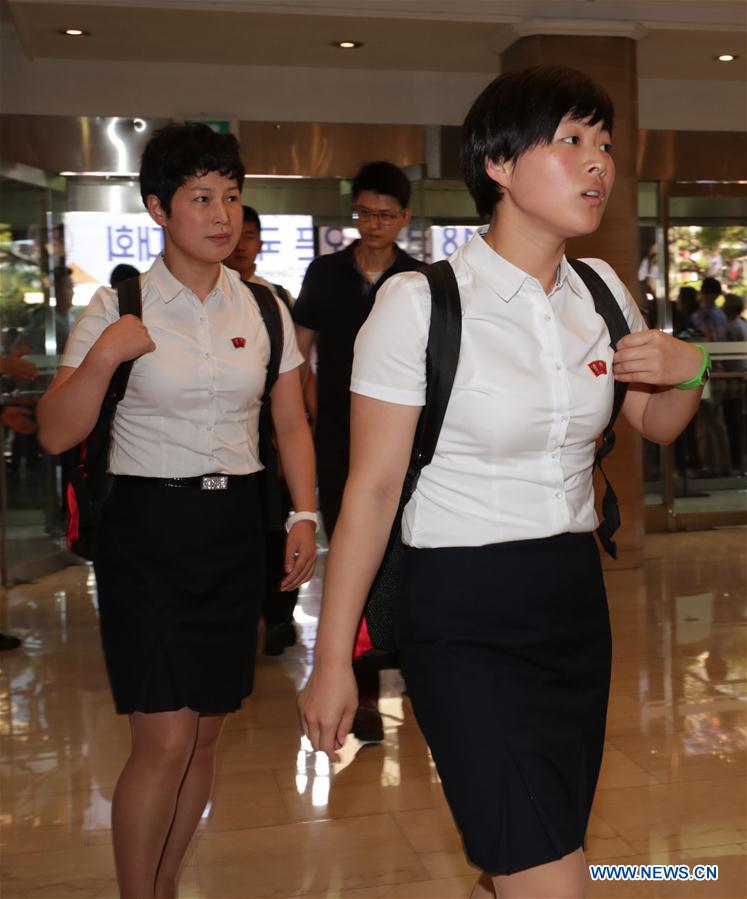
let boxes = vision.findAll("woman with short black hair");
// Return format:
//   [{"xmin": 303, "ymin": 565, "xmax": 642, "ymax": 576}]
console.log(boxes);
[
  {"xmin": 299, "ymin": 67, "xmax": 705, "ymax": 898},
  {"xmin": 39, "ymin": 123, "xmax": 318, "ymax": 899}
]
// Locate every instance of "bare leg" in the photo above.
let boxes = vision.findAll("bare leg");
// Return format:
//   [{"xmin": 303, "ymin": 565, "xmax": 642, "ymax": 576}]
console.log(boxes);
[
  {"xmin": 154, "ymin": 714, "xmax": 226, "ymax": 899},
  {"xmin": 111, "ymin": 709, "xmax": 200, "ymax": 899},
  {"xmin": 492, "ymin": 847, "xmax": 587, "ymax": 899},
  {"xmin": 470, "ymin": 872, "xmax": 497, "ymax": 898}
]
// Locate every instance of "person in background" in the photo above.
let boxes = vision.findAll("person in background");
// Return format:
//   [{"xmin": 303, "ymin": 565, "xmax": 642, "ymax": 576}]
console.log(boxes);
[
  {"xmin": 722, "ymin": 293, "xmax": 747, "ymax": 473},
  {"xmin": 674, "ymin": 286, "xmax": 702, "ymax": 339},
  {"xmin": 14, "ymin": 265, "xmax": 75, "ymax": 357},
  {"xmin": 693, "ymin": 277, "xmax": 730, "ymax": 474},
  {"xmin": 37, "ymin": 123, "xmax": 317, "ymax": 899},
  {"xmin": 724, "ymin": 292, "xmax": 747, "ymax": 342},
  {"xmin": 225, "ymin": 204, "xmax": 303, "ymax": 655},
  {"xmin": 299, "ymin": 66, "xmax": 706, "ymax": 899},
  {"xmin": 293, "ymin": 161, "xmax": 423, "ymax": 743},
  {"xmin": 695, "ymin": 276, "xmax": 728, "ymax": 342}
]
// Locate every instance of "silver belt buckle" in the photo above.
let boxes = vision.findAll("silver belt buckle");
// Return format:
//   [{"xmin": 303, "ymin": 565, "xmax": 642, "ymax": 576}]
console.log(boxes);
[{"xmin": 200, "ymin": 475, "xmax": 229, "ymax": 491}]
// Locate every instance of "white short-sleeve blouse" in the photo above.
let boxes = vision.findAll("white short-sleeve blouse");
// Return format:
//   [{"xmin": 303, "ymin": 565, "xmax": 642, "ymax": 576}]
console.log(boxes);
[
  {"xmin": 351, "ymin": 228, "xmax": 647, "ymax": 548},
  {"xmin": 62, "ymin": 255, "xmax": 303, "ymax": 477}
]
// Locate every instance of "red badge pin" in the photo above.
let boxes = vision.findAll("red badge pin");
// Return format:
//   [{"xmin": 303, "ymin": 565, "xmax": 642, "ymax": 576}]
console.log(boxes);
[
  {"xmin": 588, "ymin": 359, "xmax": 607, "ymax": 377},
  {"xmin": 231, "ymin": 337, "xmax": 246, "ymax": 349}
]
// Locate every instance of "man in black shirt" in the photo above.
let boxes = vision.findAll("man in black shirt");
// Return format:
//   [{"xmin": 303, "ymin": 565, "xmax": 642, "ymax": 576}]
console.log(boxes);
[{"xmin": 293, "ymin": 161, "xmax": 423, "ymax": 741}]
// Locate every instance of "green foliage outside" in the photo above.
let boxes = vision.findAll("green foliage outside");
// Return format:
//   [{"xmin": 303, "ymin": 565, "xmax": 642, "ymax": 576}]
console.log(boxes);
[
  {"xmin": 670, "ymin": 226, "xmax": 747, "ymax": 300},
  {"xmin": 0, "ymin": 222, "xmax": 44, "ymax": 339}
]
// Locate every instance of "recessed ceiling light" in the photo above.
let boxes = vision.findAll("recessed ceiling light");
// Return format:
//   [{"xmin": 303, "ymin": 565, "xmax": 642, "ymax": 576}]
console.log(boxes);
[
  {"xmin": 332, "ymin": 40, "xmax": 363, "ymax": 49},
  {"xmin": 716, "ymin": 54, "xmax": 737, "ymax": 62},
  {"xmin": 59, "ymin": 28, "xmax": 89, "ymax": 37}
]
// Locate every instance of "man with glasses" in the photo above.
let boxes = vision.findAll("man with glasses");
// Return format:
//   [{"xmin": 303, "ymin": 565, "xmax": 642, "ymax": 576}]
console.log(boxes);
[{"xmin": 293, "ymin": 160, "xmax": 422, "ymax": 742}]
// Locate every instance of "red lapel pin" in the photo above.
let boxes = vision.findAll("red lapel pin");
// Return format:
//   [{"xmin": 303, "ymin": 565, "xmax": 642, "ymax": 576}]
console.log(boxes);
[
  {"xmin": 588, "ymin": 359, "xmax": 607, "ymax": 377},
  {"xmin": 231, "ymin": 337, "xmax": 246, "ymax": 348}
]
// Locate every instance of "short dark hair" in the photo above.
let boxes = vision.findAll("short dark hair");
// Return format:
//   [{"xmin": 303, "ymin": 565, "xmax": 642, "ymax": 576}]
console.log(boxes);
[
  {"xmin": 723, "ymin": 292, "xmax": 745, "ymax": 318},
  {"xmin": 677, "ymin": 286, "xmax": 699, "ymax": 317},
  {"xmin": 701, "ymin": 276, "xmax": 722, "ymax": 298},
  {"xmin": 351, "ymin": 161, "xmax": 411, "ymax": 209},
  {"xmin": 139, "ymin": 123, "xmax": 245, "ymax": 215},
  {"xmin": 241, "ymin": 205, "xmax": 262, "ymax": 231},
  {"xmin": 462, "ymin": 65, "xmax": 614, "ymax": 219}
]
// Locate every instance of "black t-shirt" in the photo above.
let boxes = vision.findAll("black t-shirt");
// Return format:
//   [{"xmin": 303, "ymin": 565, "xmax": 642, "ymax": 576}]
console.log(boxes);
[{"xmin": 293, "ymin": 240, "xmax": 423, "ymax": 476}]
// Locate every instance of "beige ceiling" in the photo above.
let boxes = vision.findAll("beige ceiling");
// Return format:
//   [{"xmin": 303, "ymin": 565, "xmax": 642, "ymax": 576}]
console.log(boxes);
[{"xmin": 5, "ymin": 0, "xmax": 747, "ymax": 81}]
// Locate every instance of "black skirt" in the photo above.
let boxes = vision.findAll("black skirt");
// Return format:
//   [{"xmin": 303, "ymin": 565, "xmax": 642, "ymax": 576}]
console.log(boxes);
[
  {"xmin": 94, "ymin": 474, "xmax": 264, "ymax": 715},
  {"xmin": 395, "ymin": 532, "xmax": 611, "ymax": 876}
]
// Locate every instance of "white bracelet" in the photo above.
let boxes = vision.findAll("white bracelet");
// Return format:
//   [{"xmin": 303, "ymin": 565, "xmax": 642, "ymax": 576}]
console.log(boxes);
[{"xmin": 285, "ymin": 511, "xmax": 320, "ymax": 533}]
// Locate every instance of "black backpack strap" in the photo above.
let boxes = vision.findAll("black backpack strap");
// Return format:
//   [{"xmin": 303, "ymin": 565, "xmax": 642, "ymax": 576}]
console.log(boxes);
[
  {"xmin": 82, "ymin": 275, "xmax": 142, "ymax": 473},
  {"xmin": 272, "ymin": 283, "xmax": 293, "ymax": 310},
  {"xmin": 107, "ymin": 275, "xmax": 142, "ymax": 404},
  {"xmin": 243, "ymin": 280, "xmax": 283, "ymax": 400},
  {"xmin": 243, "ymin": 280, "xmax": 284, "ymax": 475},
  {"xmin": 568, "ymin": 258, "xmax": 631, "ymax": 559},
  {"xmin": 402, "ymin": 260, "xmax": 462, "ymax": 502}
]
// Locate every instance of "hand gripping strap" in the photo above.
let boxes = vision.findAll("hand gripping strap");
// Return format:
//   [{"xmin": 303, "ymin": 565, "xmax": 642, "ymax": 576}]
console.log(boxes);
[{"xmin": 567, "ymin": 258, "xmax": 631, "ymax": 559}]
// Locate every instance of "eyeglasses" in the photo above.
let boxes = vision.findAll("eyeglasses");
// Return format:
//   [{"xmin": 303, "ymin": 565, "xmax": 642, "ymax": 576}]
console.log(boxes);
[{"xmin": 352, "ymin": 207, "xmax": 403, "ymax": 226}]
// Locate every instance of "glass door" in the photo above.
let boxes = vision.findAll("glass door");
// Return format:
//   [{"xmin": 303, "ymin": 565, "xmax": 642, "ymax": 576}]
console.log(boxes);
[{"xmin": 0, "ymin": 166, "xmax": 68, "ymax": 586}]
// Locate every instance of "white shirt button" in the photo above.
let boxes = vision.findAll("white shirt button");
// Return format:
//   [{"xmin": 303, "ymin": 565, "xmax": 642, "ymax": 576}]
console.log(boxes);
[
  {"xmin": 555, "ymin": 491, "xmax": 563, "ymax": 499},
  {"xmin": 544, "ymin": 314, "xmax": 552, "ymax": 322},
  {"xmin": 561, "ymin": 415, "xmax": 568, "ymax": 423},
  {"xmin": 555, "ymin": 362, "xmax": 562, "ymax": 371}
]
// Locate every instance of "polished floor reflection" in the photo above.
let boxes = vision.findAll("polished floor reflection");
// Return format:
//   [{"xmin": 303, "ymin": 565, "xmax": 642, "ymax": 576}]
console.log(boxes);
[{"xmin": 1, "ymin": 530, "xmax": 745, "ymax": 898}]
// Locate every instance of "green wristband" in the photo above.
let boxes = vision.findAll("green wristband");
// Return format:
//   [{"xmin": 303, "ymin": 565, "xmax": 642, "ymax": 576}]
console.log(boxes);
[{"xmin": 675, "ymin": 344, "xmax": 711, "ymax": 390}]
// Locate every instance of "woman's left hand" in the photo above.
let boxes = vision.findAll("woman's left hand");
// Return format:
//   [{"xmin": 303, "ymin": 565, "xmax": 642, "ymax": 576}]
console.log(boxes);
[
  {"xmin": 281, "ymin": 520, "xmax": 317, "ymax": 591},
  {"xmin": 613, "ymin": 330, "xmax": 704, "ymax": 387}
]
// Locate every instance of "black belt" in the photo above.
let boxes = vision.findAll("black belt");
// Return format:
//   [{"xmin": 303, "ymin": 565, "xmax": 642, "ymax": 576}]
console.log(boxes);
[{"xmin": 117, "ymin": 474, "xmax": 253, "ymax": 491}]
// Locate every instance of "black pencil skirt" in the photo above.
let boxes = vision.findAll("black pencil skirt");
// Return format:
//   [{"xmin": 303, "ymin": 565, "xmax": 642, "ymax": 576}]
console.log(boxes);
[
  {"xmin": 395, "ymin": 532, "xmax": 611, "ymax": 876},
  {"xmin": 94, "ymin": 474, "xmax": 264, "ymax": 715}
]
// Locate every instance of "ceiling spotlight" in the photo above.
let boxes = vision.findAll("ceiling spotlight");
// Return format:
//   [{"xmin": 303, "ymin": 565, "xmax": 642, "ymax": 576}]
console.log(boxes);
[
  {"xmin": 332, "ymin": 40, "xmax": 363, "ymax": 49},
  {"xmin": 716, "ymin": 54, "xmax": 737, "ymax": 62},
  {"xmin": 60, "ymin": 28, "xmax": 89, "ymax": 37}
]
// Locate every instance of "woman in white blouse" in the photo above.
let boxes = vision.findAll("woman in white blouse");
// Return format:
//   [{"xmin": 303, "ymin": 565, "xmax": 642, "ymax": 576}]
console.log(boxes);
[
  {"xmin": 38, "ymin": 124, "xmax": 317, "ymax": 899},
  {"xmin": 299, "ymin": 67, "xmax": 706, "ymax": 899}
]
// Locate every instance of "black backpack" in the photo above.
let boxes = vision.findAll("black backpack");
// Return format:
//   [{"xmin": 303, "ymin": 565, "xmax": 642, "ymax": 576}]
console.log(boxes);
[
  {"xmin": 354, "ymin": 257, "xmax": 631, "ymax": 670},
  {"xmin": 63, "ymin": 276, "xmax": 283, "ymax": 560}
]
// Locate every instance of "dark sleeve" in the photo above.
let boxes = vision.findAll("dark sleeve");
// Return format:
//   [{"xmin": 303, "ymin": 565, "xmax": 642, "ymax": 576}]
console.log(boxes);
[{"xmin": 292, "ymin": 257, "xmax": 326, "ymax": 331}]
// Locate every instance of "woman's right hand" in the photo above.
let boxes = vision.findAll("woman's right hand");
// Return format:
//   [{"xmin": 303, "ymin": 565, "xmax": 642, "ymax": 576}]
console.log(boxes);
[
  {"xmin": 298, "ymin": 662, "xmax": 358, "ymax": 761},
  {"xmin": 96, "ymin": 314, "xmax": 156, "ymax": 368}
]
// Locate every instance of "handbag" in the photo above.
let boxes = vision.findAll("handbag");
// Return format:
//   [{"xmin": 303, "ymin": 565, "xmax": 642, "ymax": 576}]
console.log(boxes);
[
  {"xmin": 353, "ymin": 260, "xmax": 462, "ymax": 671},
  {"xmin": 351, "ymin": 256, "xmax": 631, "ymax": 672}
]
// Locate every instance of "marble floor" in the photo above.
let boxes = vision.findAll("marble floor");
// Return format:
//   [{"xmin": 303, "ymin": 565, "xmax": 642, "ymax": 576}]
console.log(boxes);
[{"xmin": 1, "ymin": 530, "xmax": 745, "ymax": 898}]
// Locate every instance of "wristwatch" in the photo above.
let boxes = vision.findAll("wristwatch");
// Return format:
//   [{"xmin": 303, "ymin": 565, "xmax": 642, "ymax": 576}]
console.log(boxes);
[
  {"xmin": 676, "ymin": 344, "xmax": 711, "ymax": 390},
  {"xmin": 285, "ymin": 511, "xmax": 320, "ymax": 533}
]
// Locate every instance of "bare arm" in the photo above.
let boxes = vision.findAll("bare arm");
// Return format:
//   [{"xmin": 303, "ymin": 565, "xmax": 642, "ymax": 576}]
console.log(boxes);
[
  {"xmin": 615, "ymin": 330, "xmax": 704, "ymax": 444},
  {"xmin": 298, "ymin": 394, "xmax": 421, "ymax": 758},
  {"xmin": 0, "ymin": 349, "xmax": 38, "ymax": 382},
  {"xmin": 294, "ymin": 324, "xmax": 317, "ymax": 363},
  {"xmin": 294, "ymin": 324, "xmax": 318, "ymax": 426},
  {"xmin": 270, "ymin": 366, "xmax": 318, "ymax": 590},
  {"xmin": 36, "ymin": 315, "xmax": 155, "ymax": 455}
]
